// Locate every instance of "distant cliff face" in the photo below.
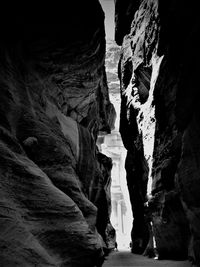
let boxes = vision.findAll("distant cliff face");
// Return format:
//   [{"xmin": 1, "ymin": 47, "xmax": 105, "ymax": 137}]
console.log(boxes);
[
  {"xmin": 0, "ymin": 2, "xmax": 115, "ymax": 266},
  {"xmin": 105, "ymin": 40, "xmax": 121, "ymax": 130},
  {"xmin": 106, "ymin": 40, "xmax": 121, "ymax": 94},
  {"xmin": 116, "ymin": 0, "xmax": 200, "ymax": 264}
]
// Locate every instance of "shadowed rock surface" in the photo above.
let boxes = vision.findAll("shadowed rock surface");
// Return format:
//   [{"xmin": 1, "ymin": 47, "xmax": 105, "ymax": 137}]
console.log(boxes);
[
  {"xmin": 115, "ymin": 0, "xmax": 200, "ymax": 265},
  {"xmin": 114, "ymin": 0, "xmax": 141, "ymax": 46},
  {"xmin": 0, "ymin": 1, "xmax": 116, "ymax": 266}
]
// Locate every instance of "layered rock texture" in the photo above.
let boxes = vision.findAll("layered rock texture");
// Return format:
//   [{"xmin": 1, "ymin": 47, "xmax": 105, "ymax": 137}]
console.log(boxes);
[
  {"xmin": 0, "ymin": 2, "xmax": 115, "ymax": 266},
  {"xmin": 105, "ymin": 40, "xmax": 121, "ymax": 129},
  {"xmin": 116, "ymin": 0, "xmax": 200, "ymax": 265}
]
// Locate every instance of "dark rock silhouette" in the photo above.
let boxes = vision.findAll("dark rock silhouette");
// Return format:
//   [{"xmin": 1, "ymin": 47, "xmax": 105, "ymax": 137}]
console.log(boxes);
[
  {"xmin": 115, "ymin": 0, "xmax": 199, "ymax": 264},
  {"xmin": 0, "ymin": 1, "xmax": 115, "ymax": 266}
]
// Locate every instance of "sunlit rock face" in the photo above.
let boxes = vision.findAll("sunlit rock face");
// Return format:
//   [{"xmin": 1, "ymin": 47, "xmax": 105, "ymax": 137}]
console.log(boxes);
[
  {"xmin": 116, "ymin": 0, "xmax": 200, "ymax": 263},
  {"xmin": 0, "ymin": 1, "xmax": 115, "ymax": 266}
]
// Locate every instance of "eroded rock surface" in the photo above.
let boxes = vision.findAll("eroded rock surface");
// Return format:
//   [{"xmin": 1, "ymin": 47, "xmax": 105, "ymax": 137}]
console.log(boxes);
[
  {"xmin": 116, "ymin": 0, "xmax": 200, "ymax": 264},
  {"xmin": 0, "ymin": 2, "xmax": 115, "ymax": 266}
]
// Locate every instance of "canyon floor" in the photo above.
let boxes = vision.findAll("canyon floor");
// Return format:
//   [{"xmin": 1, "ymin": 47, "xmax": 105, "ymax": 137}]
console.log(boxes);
[{"xmin": 103, "ymin": 250, "xmax": 191, "ymax": 267}]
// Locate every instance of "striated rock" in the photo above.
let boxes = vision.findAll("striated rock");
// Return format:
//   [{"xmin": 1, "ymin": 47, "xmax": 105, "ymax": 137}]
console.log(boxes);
[
  {"xmin": 115, "ymin": 0, "xmax": 200, "ymax": 263},
  {"xmin": 0, "ymin": 1, "xmax": 115, "ymax": 266}
]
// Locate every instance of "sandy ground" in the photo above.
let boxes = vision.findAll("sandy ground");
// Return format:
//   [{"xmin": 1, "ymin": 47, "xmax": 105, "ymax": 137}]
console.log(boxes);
[{"xmin": 103, "ymin": 250, "xmax": 191, "ymax": 267}]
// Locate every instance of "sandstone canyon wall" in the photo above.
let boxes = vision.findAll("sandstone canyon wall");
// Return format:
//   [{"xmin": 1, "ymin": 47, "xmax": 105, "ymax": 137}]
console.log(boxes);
[
  {"xmin": 115, "ymin": 0, "xmax": 200, "ymax": 265},
  {"xmin": 0, "ymin": 1, "xmax": 115, "ymax": 266}
]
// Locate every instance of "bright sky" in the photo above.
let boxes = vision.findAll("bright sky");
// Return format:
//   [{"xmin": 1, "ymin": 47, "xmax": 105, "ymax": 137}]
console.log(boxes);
[{"xmin": 99, "ymin": 0, "xmax": 115, "ymax": 40}]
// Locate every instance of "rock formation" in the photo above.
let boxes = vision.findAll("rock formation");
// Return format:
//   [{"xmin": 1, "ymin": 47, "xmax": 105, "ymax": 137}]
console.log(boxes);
[
  {"xmin": 105, "ymin": 40, "xmax": 121, "ymax": 129},
  {"xmin": 0, "ymin": 1, "xmax": 115, "ymax": 266},
  {"xmin": 115, "ymin": 0, "xmax": 200, "ymax": 265}
]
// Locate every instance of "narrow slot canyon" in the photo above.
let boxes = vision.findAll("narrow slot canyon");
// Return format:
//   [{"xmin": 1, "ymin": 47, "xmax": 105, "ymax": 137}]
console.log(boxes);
[{"xmin": 0, "ymin": 1, "xmax": 200, "ymax": 267}]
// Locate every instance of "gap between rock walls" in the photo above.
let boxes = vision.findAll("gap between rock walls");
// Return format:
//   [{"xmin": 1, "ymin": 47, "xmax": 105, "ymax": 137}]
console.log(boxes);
[{"xmin": 0, "ymin": 1, "xmax": 200, "ymax": 267}]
